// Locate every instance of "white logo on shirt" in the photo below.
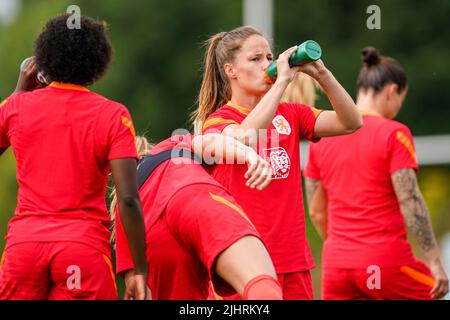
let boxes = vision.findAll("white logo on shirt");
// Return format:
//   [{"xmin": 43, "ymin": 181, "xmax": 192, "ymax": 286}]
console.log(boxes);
[
  {"xmin": 264, "ymin": 147, "xmax": 291, "ymax": 180},
  {"xmin": 272, "ymin": 115, "xmax": 291, "ymax": 135}
]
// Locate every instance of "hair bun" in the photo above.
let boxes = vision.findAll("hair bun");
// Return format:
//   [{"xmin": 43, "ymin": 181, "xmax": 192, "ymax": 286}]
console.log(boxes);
[{"xmin": 361, "ymin": 46, "xmax": 380, "ymax": 66}]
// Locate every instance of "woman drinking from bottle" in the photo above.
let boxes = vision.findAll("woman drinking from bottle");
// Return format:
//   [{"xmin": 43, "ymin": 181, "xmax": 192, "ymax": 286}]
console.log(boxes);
[{"xmin": 193, "ymin": 26, "xmax": 362, "ymax": 299}]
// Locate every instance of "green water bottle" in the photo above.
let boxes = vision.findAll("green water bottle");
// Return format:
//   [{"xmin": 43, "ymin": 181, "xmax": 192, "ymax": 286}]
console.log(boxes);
[{"xmin": 264, "ymin": 40, "xmax": 322, "ymax": 83}]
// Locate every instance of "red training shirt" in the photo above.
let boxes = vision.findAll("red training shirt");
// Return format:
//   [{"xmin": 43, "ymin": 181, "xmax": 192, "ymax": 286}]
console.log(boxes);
[
  {"xmin": 304, "ymin": 109, "xmax": 418, "ymax": 269},
  {"xmin": 202, "ymin": 101, "xmax": 323, "ymax": 274},
  {"xmin": 0, "ymin": 82, "xmax": 138, "ymax": 257}
]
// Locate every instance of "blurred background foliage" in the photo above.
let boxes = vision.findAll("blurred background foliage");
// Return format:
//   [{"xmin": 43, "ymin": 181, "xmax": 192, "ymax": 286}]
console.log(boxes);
[{"xmin": 0, "ymin": 0, "xmax": 449, "ymax": 298}]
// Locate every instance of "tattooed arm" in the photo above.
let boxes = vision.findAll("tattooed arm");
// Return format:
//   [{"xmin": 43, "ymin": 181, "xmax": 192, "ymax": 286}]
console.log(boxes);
[
  {"xmin": 392, "ymin": 168, "xmax": 449, "ymax": 299},
  {"xmin": 305, "ymin": 177, "xmax": 328, "ymax": 240}
]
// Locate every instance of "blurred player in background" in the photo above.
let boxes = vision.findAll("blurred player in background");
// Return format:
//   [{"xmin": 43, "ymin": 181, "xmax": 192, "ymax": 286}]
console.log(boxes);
[
  {"xmin": 112, "ymin": 133, "xmax": 283, "ymax": 300},
  {"xmin": 0, "ymin": 14, "xmax": 147, "ymax": 300},
  {"xmin": 304, "ymin": 47, "xmax": 449, "ymax": 300}
]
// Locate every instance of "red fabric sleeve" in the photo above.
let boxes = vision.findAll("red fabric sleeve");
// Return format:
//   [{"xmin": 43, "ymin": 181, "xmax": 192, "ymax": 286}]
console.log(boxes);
[
  {"xmin": 114, "ymin": 208, "xmax": 135, "ymax": 276},
  {"xmin": 103, "ymin": 103, "xmax": 139, "ymax": 161},
  {"xmin": 202, "ymin": 109, "xmax": 240, "ymax": 134},
  {"xmin": 0, "ymin": 98, "xmax": 12, "ymax": 149},
  {"xmin": 289, "ymin": 102, "xmax": 323, "ymax": 142},
  {"xmin": 303, "ymin": 142, "xmax": 321, "ymax": 179},
  {"xmin": 388, "ymin": 125, "xmax": 419, "ymax": 174}
]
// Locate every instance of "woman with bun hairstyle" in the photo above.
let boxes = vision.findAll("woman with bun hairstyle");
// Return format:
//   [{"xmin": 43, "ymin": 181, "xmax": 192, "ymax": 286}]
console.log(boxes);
[
  {"xmin": 194, "ymin": 26, "xmax": 362, "ymax": 299},
  {"xmin": 304, "ymin": 47, "xmax": 449, "ymax": 299}
]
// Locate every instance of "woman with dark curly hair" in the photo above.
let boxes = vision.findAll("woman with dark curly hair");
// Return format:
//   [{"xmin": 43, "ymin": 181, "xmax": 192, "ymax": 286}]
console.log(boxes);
[{"xmin": 0, "ymin": 14, "xmax": 147, "ymax": 300}]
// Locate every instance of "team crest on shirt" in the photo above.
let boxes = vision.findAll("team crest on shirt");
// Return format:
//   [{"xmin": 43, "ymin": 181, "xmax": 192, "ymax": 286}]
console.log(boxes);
[
  {"xmin": 264, "ymin": 147, "xmax": 291, "ymax": 180},
  {"xmin": 272, "ymin": 115, "xmax": 291, "ymax": 135}
]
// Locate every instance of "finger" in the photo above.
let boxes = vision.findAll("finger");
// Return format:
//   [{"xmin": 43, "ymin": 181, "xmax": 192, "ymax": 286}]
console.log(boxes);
[
  {"xmin": 277, "ymin": 46, "xmax": 297, "ymax": 62},
  {"xmin": 252, "ymin": 165, "xmax": 272, "ymax": 189},
  {"xmin": 431, "ymin": 280, "xmax": 444, "ymax": 299},
  {"xmin": 281, "ymin": 46, "xmax": 298, "ymax": 57},
  {"xmin": 246, "ymin": 164, "xmax": 265, "ymax": 188},
  {"xmin": 436, "ymin": 280, "xmax": 448, "ymax": 299},
  {"xmin": 245, "ymin": 159, "xmax": 258, "ymax": 180},
  {"xmin": 28, "ymin": 63, "xmax": 38, "ymax": 76},
  {"xmin": 123, "ymin": 290, "xmax": 132, "ymax": 300},
  {"xmin": 137, "ymin": 291, "xmax": 146, "ymax": 300},
  {"xmin": 257, "ymin": 167, "xmax": 273, "ymax": 190},
  {"xmin": 20, "ymin": 57, "xmax": 33, "ymax": 71},
  {"xmin": 430, "ymin": 281, "xmax": 439, "ymax": 297}
]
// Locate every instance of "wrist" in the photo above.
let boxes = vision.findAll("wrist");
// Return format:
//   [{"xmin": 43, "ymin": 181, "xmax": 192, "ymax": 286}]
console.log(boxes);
[
  {"xmin": 134, "ymin": 267, "xmax": 148, "ymax": 276},
  {"xmin": 425, "ymin": 248, "xmax": 441, "ymax": 264},
  {"xmin": 315, "ymin": 67, "xmax": 332, "ymax": 84},
  {"xmin": 274, "ymin": 76, "xmax": 290, "ymax": 87}
]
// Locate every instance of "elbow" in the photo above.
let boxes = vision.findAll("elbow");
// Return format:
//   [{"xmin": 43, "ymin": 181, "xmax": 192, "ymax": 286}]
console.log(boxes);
[
  {"xmin": 345, "ymin": 115, "xmax": 363, "ymax": 134},
  {"xmin": 354, "ymin": 116, "xmax": 363, "ymax": 131},
  {"xmin": 119, "ymin": 195, "xmax": 142, "ymax": 212}
]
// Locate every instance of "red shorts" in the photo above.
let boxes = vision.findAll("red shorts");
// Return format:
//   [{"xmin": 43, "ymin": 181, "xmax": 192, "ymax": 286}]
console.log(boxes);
[
  {"xmin": 212, "ymin": 270, "xmax": 314, "ymax": 300},
  {"xmin": 322, "ymin": 260, "xmax": 433, "ymax": 300},
  {"xmin": 0, "ymin": 242, "xmax": 117, "ymax": 300},
  {"xmin": 147, "ymin": 183, "xmax": 260, "ymax": 300}
]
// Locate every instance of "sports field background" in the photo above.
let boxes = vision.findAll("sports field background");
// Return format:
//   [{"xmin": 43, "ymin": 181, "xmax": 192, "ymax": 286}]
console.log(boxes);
[{"xmin": 0, "ymin": 0, "xmax": 449, "ymax": 299}]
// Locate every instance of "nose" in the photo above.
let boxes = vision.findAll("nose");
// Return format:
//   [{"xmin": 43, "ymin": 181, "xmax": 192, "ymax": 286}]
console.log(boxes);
[{"xmin": 263, "ymin": 58, "xmax": 271, "ymax": 70}]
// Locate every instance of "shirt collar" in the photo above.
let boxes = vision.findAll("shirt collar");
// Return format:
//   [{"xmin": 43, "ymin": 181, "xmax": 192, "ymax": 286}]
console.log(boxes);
[
  {"xmin": 226, "ymin": 101, "xmax": 252, "ymax": 116},
  {"xmin": 49, "ymin": 82, "xmax": 90, "ymax": 92}
]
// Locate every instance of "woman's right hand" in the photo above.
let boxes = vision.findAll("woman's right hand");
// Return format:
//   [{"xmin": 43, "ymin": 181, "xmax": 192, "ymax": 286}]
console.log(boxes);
[
  {"xmin": 15, "ymin": 56, "xmax": 46, "ymax": 93},
  {"xmin": 275, "ymin": 46, "xmax": 301, "ymax": 84},
  {"xmin": 123, "ymin": 270, "xmax": 149, "ymax": 300},
  {"xmin": 297, "ymin": 59, "xmax": 329, "ymax": 81},
  {"xmin": 244, "ymin": 149, "xmax": 273, "ymax": 190}
]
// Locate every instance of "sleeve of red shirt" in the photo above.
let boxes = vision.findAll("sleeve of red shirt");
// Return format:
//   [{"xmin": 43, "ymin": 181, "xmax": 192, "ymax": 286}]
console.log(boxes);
[
  {"xmin": 303, "ymin": 142, "xmax": 321, "ymax": 179},
  {"xmin": 0, "ymin": 96, "xmax": 15, "ymax": 150},
  {"xmin": 288, "ymin": 102, "xmax": 324, "ymax": 142},
  {"xmin": 114, "ymin": 208, "xmax": 135, "ymax": 276},
  {"xmin": 105, "ymin": 103, "xmax": 139, "ymax": 161},
  {"xmin": 388, "ymin": 124, "xmax": 419, "ymax": 174},
  {"xmin": 202, "ymin": 109, "xmax": 240, "ymax": 134}
]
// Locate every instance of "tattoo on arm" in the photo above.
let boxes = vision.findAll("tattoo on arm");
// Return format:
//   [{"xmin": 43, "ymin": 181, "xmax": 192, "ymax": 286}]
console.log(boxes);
[{"xmin": 392, "ymin": 168, "xmax": 437, "ymax": 253}]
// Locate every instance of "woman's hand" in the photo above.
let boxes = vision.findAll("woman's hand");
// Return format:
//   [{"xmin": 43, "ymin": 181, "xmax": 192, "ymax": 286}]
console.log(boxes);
[
  {"xmin": 244, "ymin": 148, "xmax": 273, "ymax": 190},
  {"xmin": 15, "ymin": 56, "xmax": 46, "ymax": 93},
  {"xmin": 123, "ymin": 270, "xmax": 149, "ymax": 300},
  {"xmin": 297, "ymin": 59, "xmax": 329, "ymax": 81},
  {"xmin": 275, "ymin": 46, "xmax": 302, "ymax": 84}
]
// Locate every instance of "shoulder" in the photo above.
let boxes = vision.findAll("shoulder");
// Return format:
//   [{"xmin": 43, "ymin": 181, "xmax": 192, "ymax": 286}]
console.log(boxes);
[
  {"xmin": 150, "ymin": 134, "xmax": 193, "ymax": 154},
  {"xmin": 0, "ymin": 91, "xmax": 28, "ymax": 113},
  {"xmin": 279, "ymin": 102, "xmax": 322, "ymax": 118},
  {"xmin": 381, "ymin": 118, "xmax": 412, "ymax": 137},
  {"xmin": 207, "ymin": 105, "xmax": 238, "ymax": 119}
]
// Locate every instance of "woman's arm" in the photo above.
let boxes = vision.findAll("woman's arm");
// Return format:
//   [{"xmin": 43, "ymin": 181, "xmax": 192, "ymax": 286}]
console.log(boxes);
[
  {"xmin": 305, "ymin": 177, "xmax": 328, "ymax": 240},
  {"xmin": 310, "ymin": 62, "xmax": 362, "ymax": 137},
  {"xmin": 192, "ymin": 134, "xmax": 272, "ymax": 190},
  {"xmin": 110, "ymin": 158, "xmax": 148, "ymax": 300},
  {"xmin": 392, "ymin": 168, "xmax": 449, "ymax": 299}
]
